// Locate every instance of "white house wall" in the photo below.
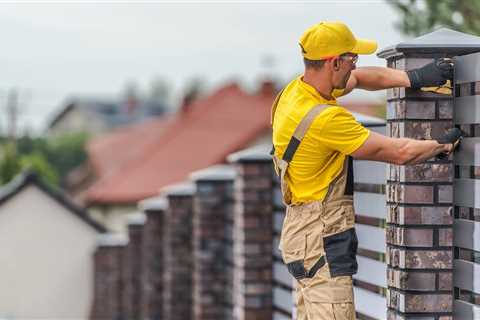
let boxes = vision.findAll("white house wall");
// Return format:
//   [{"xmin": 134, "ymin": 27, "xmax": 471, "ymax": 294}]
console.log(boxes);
[
  {"xmin": 49, "ymin": 108, "xmax": 105, "ymax": 137},
  {"xmin": 0, "ymin": 185, "xmax": 99, "ymax": 319},
  {"xmin": 89, "ymin": 204, "xmax": 137, "ymax": 234}
]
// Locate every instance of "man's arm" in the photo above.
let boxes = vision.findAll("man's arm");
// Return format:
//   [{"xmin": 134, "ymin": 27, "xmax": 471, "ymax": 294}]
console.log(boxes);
[
  {"xmin": 351, "ymin": 131, "xmax": 455, "ymax": 165},
  {"xmin": 343, "ymin": 67, "xmax": 411, "ymax": 95},
  {"xmin": 343, "ymin": 58, "xmax": 454, "ymax": 95}
]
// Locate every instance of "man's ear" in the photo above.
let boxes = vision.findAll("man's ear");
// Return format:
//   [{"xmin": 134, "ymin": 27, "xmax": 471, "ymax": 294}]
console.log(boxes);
[{"xmin": 333, "ymin": 58, "xmax": 340, "ymax": 71}]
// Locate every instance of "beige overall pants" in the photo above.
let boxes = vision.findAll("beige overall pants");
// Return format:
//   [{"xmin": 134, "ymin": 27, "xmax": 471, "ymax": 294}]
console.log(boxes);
[{"xmin": 272, "ymin": 105, "xmax": 358, "ymax": 320}]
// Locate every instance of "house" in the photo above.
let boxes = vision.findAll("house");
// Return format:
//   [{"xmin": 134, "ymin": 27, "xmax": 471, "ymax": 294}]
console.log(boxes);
[
  {"xmin": 47, "ymin": 96, "xmax": 168, "ymax": 137},
  {"xmin": 0, "ymin": 171, "xmax": 106, "ymax": 319}
]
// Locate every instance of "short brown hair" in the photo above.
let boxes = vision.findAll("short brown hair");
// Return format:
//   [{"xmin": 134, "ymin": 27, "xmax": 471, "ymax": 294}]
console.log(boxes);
[{"xmin": 303, "ymin": 57, "xmax": 326, "ymax": 70}]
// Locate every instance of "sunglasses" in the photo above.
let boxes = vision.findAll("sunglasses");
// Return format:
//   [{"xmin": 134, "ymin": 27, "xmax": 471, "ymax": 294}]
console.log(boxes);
[{"xmin": 339, "ymin": 53, "xmax": 359, "ymax": 64}]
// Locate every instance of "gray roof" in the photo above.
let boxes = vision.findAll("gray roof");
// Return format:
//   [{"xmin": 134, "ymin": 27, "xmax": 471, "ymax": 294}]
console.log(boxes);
[
  {"xmin": 161, "ymin": 182, "xmax": 195, "ymax": 197},
  {"xmin": 227, "ymin": 144, "xmax": 271, "ymax": 163},
  {"xmin": 48, "ymin": 96, "xmax": 168, "ymax": 130},
  {"xmin": 190, "ymin": 165, "xmax": 236, "ymax": 181},
  {"xmin": 97, "ymin": 233, "xmax": 129, "ymax": 247},
  {"xmin": 378, "ymin": 27, "xmax": 480, "ymax": 59},
  {"xmin": 138, "ymin": 196, "xmax": 168, "ymax": 211}
]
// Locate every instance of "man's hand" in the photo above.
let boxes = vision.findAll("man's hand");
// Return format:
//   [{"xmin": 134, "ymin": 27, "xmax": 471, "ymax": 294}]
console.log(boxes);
[
  {"xmin": 435, "ymin": 127, "xmax": 463, "ymax": 160},
  {"xmin": 407, "ymin": 58, "xmax": 454, "ymax": 89}
]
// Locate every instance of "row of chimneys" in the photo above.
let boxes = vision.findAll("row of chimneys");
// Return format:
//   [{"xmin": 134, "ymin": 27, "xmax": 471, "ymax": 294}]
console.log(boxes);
[{"xmin": 89, "ymin": 150, "xmax": 277, "ymax": 320}]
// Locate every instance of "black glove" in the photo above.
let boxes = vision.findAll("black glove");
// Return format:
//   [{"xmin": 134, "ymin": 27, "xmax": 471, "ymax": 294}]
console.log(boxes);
[
  {"xmin": 435, "ymin": 127, "xmax": 463, "ymax": 160},
  {"xmin": 407, "ymin": 58, "xmax": 454, "ymax": 89}
]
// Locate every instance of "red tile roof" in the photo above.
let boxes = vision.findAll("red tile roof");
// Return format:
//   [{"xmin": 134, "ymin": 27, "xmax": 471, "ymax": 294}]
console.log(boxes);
[
  {"xmin": 85, "ymin": 83, "xmax": 275, "ymax": 205},
  {"xmin": 87, "ymin": 115, "xmax": 174, "ymax": 179}
]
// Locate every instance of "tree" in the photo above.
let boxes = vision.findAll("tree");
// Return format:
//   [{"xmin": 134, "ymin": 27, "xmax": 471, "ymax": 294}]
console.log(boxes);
[
  {"xmin": 0, "ymin": 144, "xmax": 21, "ymax": 184},
  {"xmin": 0, "ymin": 132, "xmax": 89, "ymax": 187},
  {"xmin": 44, "ymin": 132, "xmax": 89, "ymax": 180},
  {"xmin": 0, "ymin": 144, "xmax": 58, "ymax": 186},
  {"xmin": 20, "ymin": 152, "xmax": 59, "ymax": 186},
  {"xmin": 388, "ymin": 0, "xmax": 480, "ymax": 36}
]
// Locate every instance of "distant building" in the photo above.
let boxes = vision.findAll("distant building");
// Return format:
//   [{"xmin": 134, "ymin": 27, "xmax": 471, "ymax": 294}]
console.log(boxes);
[
  {"xmin": 0, "ymin": 171, "xmax": 106, "ymax": 319},
  {"xmin": 47, "ymin": 96, "xmax": 168, "ymax": 137}
]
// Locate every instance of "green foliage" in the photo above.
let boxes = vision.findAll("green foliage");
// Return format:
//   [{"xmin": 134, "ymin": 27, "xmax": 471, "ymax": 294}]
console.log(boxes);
[
  {"xmin": 20, "ymin": 153, "xmax": 59, "ymax": 186},
  {"xmin": 388, "ymin": 0, "xmax": 480, "ymax": 36},
  {"xmin": 0, "ymin": 143, "xmax": 59, "ymax": 186},
  {"xmin": 44, "ymin": 132, "xmax": 89, "ymax": 179},
  {"xmin": 0, "ymin": 132, "xmax": 89, "ymax": 186},
  {"xmin": 0, "ymin": 144, "xmax": 21, "ymax": 185}
]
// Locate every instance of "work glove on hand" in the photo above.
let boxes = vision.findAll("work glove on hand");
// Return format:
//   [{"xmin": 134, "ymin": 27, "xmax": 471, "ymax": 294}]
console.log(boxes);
[
  {"xmin": 435, "ymin": 127, "xmax": 463, "ymax": 160},
  {"xmin": 407, "ymin": 58, "xmax": 454, "ymax": 90}
]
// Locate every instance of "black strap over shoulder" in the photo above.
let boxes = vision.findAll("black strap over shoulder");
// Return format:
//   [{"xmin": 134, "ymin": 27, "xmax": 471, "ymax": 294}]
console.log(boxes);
[{"xmin": 282, "ymin": 137, "xmax": 301, "ymax": 162}]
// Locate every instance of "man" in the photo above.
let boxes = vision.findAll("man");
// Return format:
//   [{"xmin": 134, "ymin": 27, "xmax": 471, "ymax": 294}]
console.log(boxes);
[{"xmin": 271, "ymin": 21, "xmax": 461, "ymax": 320}]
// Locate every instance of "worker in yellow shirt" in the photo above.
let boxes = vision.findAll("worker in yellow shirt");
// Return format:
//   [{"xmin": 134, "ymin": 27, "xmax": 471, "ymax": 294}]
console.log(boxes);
[{"xmin": 271, "ymin": 21, "xmax": 461, "ymax": 320}]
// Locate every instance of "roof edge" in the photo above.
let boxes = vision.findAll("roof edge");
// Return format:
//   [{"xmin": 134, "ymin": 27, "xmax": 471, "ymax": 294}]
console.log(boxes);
[
  {"xmin": 227, "ymin": 144, "xmax": 271, "ymax": 163},
  {"xmin": 190, "ymin": 164, "xmax": 236, "ymax": 182},
  {"xmin": 127, "ymin": 212, "xmax": 147, "ymax": 226},
  {"xmin": 138, "ymin": 196, "xmax": 168, "ymax": 212},
  {"xmin": 97, "ymin": 233, "xmax": 129, "ymax": 247},
  {"xmin": 0, "ymin": 170, "xmax": 107, "ymax": 233},
  {"xmin": 161, "ymin": 182, "xmax": 195, "ymax": 197}
]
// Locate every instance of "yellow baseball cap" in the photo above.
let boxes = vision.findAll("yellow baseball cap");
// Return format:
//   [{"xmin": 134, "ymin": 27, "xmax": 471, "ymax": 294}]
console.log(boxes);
[{"xmin": 299, "ymin": 22, "xmax": 377, "ymax": 60}]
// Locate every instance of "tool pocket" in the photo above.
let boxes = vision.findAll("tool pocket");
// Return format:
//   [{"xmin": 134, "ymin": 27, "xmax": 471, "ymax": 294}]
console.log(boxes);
[
  {"xmin": 324, "ymin": 228, "xmax": 358, "ymax": 277},
  {"xmin": 280, "ymin": 232, "xmax": 306, "ymax": 264}
]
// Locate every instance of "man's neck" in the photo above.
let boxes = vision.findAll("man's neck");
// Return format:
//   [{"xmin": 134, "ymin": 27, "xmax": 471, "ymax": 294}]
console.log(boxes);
[{"xmin": 303, "ymin": 71, "xmax": 334, "ymax": 100}]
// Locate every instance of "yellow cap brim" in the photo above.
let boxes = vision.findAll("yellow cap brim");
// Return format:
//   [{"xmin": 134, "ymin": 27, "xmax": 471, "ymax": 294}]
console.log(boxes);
[{"xmin": 351, "ymin": 38, "xmax": 377, "ymax": 55}]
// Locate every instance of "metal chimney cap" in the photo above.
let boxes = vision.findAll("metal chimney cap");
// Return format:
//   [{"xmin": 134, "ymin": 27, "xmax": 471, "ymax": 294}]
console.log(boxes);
[{"xmin": 378, "ymin": 27, "xmax": 480, "ymax": 59}]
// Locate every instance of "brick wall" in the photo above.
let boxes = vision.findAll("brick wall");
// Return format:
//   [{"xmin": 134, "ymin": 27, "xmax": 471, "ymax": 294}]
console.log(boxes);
[
  {"xmin": 228, "ymin": 147, "xmax": 273, "ymax": 320},
  {"xmin": 139, "ymin": 196, "xmax": 168, "ymax": 320},
  {"xmin": 190, "ymin": 165, "xmax": 236, "ymax": 319},
  {"xmin": 162, "ymin": 183, "xmax": 195, "ymax": 320},
  {"xmin": 384, "ymin": 55, "xmax": 454, "ymax": 319},
  {"xmin": 122, "ymin": 212, "xmax": 147, "ymax": 319},
  {"xmin": 90, "ymin": 234, "xmax": 128, "ymax": 320}
]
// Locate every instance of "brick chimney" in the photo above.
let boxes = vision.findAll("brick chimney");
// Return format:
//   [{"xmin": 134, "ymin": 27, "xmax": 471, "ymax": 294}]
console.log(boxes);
[{"xmin": 90, "ymin": 233, "xmax": 128, "ymax": 320}]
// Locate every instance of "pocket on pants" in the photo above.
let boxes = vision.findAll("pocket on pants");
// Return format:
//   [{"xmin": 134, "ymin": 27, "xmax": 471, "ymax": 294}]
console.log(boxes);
[
  {"xmin": 324, "ymin": 228, "xmax": 358, "ymax": 277},
  {"xmin": 280, "ymin": 233, "xmax": 306, "ymax": 264},
  {"xmin": 332, "ymin": 302, "xmax": 355, "ymax": 320}
]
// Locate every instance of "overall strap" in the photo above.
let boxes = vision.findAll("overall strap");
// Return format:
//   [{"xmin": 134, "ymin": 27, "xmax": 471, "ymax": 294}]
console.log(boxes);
[
  {"xmin": 322, "ymin": 155, "xmax": 354, "ymax": 204},
  {"xmin": 272, "ymin": 104, "xmax": 329, "ymax": 205},
  {"xmin": 282, "ymin": 105, "xmax": 329, "ymax": 162}
]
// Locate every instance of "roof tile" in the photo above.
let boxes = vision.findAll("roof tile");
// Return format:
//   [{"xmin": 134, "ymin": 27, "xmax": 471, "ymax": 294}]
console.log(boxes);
[{"xmin": 86, "ymin": 83, "xmax": 274, "ymax": 204}]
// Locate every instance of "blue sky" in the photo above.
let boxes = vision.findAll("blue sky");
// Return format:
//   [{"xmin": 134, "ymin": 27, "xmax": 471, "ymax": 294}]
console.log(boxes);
[{"xmin": 0, "ymin": 1, "xmax": 406, "ymax": 133}]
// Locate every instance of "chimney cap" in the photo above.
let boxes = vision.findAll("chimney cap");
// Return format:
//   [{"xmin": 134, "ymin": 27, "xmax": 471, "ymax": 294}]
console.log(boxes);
[{"xmin": 378, "ymin": 27, "xmax": 480, "ymax": 59}]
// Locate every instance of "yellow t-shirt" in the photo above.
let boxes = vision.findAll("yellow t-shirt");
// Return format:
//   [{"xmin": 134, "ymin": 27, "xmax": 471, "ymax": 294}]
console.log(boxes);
[{"xmin": 272, "ymin": 76, "xmax": 370, "ymax": 204}]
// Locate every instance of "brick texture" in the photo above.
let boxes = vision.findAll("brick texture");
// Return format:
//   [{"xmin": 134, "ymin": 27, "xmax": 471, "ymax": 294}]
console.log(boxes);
[
  {"xmin": 164, "ymin": 193, "xmax": 194, "ymax": 320},
  {"xmin": 384, "ymin": 53, "xmax": 454, "ymax": 319},
  {"xmin": 142, "ymin": 204, "xmax": 166, "ymax": 320},
  {"xmin": 193, "ymin": 178, "xmax": 234, "ymax": 320},
  {"xmin": 90, "ymin": 238, "xmax": 127, "ymax": 320},
  {"xmin": 232, "ymin": 161, "xmax": 273, "ymax": 320},
  {"xmin": 121, "ymin": 216, "xmax": 147, "ymax": 319}
]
